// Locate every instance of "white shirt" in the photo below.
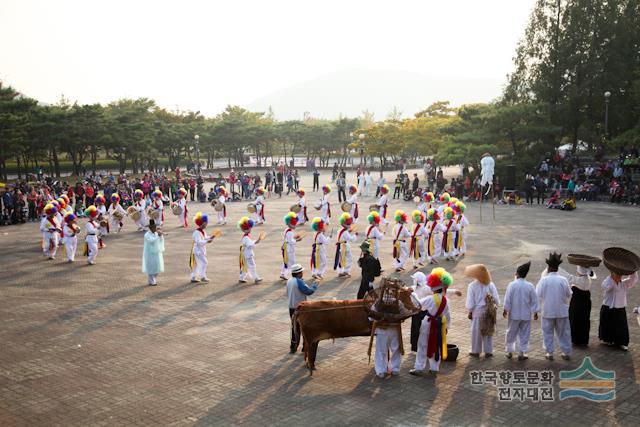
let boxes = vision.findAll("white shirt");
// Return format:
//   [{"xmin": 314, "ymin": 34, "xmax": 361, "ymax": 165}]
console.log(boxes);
[
  {"xmin": 555, "ymin": 267, "xmax": 591, "ymax": 291},
  {"xmin": 536, "ymin": 272, "xmax": 572, "ymax": 318},
  {"xmin": 392, "ymin": 224, "xmax": 412, "ymax": 241},
  {"xmin": 283, "ymin": 228, "xmax": 296, "ymax": 248},
  {"xmin": 465, "ymin": 280, "xmax": 500, "ymax": 312},
  {"xmin": 414, "ymin": 294, "xmax": 451, "ymax": 324},
  {"xmin": 365, "ymin": 174, "xmax": 372, "ymax": 185},
  {"xmin": 504, "ymin": 278, "xmax": 538, "ymax": 320},
  {"xmin": 314, "ymin": 232, "xmax": 330, "ymax": 246},
  {"xmin": 241, "ymin": 234, "xmax": 256, "ymax": 257},
  {"xmin": 192, "ymin": 228, "xmax": 209, "ymax": 255},
  {"xmin": 601, "ymin": 273, "xmax": 638, "ymax": 309},
  {"xmin": 338, "ymin": 228, "xmax": 357, "ymax": 243},
  {"xmin": 40, "ymin": 216, "xmax": 59, "ymax": 233},
  {"xmin": 85, "ymin": 220, "xmax": 99, "ymax": 243}
]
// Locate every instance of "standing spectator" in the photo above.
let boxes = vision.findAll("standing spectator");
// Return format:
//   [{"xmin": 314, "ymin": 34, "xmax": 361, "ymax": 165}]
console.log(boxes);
[
  {"xmin": 393, "ymin": 175, "xmax": 402, "ymax": 199},
  {"xmin": 412, "ymin": 174, "xmax": 419, "ymax": 193},
  {"xmin": 293, "ymin": 169, "xmax": 300, "ymax": 191},
  {"xmin": 312, "ymin": 168, "xmax": 320, "ymax": 191},
  {"xmin": 189, "ymin": 177, "xmax": 196, "ymax": 201},
  {"xmin": 534, "ymin": 175, "xmax": 546, "ymax": 204},
  {"xmin": 524, "ymin": 175, "xmax": 534, "ymax": 205},
  {"xmin": 336, "ymin": 175, "xmax": 346, "ymax": 203},
  {"xmin": 364, "ymin": 171, "xmax": 373, "ymax": 196},
  {"xmin": 376, "ymin": 172, "xmax": 386, "ymax": 197}
]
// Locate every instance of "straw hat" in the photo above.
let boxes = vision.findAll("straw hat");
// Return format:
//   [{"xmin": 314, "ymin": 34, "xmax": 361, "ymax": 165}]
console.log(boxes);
[{"xmin": 464, "ymin": 264, "xmax": 492, "ymax": 285}]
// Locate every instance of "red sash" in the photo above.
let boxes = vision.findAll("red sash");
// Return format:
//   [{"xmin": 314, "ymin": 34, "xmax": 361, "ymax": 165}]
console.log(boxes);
[
  {"xmin": 392, "ymin": 225, "xmax": 403, "ymax": 258},
  {"xmin": 354, "ymin": 203, "xmax": 359, "ymax": 218},
  {"xmin": 47, "ymin": 217, "xmax": 59, "ymax": 235},
  {"xmin": 366, "ymin": 226, "xmax": 374, "ymax": 238},
  {"xmin": 327, "ymin": 201, "xmax": 331, "ymax": 218},
  {"xmin": 410, "ymin": 224, "xmax": 421, "ymax": 254},
  {"xmin": 184, "ymin": 202, "xmax": 188, "ymax": 227},
  {"xmin": 427, "ymin": 295, "xmax": 448, "ymax": 358}
]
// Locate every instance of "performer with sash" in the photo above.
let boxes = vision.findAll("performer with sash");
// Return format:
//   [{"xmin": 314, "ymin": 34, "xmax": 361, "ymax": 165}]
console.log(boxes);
[
  {"xmin": 411, "ymin": 267, "xmax": 452, "ymax": 376},
  {"xmin": 280, "ymin": 212, "xmax": 301, "ymax": 280},
  {"xmin": 190, "ymin": 212, "xmax": 218, "ymax": 283},
  {"xmin": 174, "ymin": 187, "xmax": 188, "ymax": 228},
  {"xmin": 108, "ymin": 193, "xmax": 127, "ymax": 233},
  {"xmin": 254, "ymin": 186, "xmax": 266, "ymax": 224},
  {"xmin": 418, "ymin": 191, "xmax": 434, "ymax": 220},
  {"xmin": 150, "ymin": 189, "xmax": 165, "ymax": 227},
  {"xmin": 40, "ymin": 203, "xmax": 61, "ymax": 260},
  {"xmin": 440, "ymin": 206, "xmax": 458, "ymax": 260},
  {"xmin": 453, "ymin": 201, "xmax": 469, "ymax": 257},
  {"xmin": 296, "ymin": 188, "xmax": 308, "ymax": 225},
  {"xmin": 365, "ymin": 211, "xmax": 385, "ymax": 260},
  {"xmin": 334, "ymin": 212, "xmax": 358, "ymax": 277},
  {"xmin": 320, "ymin": 184, "xmax": 332, "ymax": 224},
  {"xmin": 376, "ymin": 184, "xmax": 390, "ymax": 225},
  {"xmin": 392, "ymin": 210, "xmax": 411, "ymax": 272},
  {"xmin": 95, "ymin": 194, "xmax": 109, "ymax": 244},
  {"xmin": 62, "ymin": 212, "xmax": 79, "ymax": 262},
  {"xmin": 347, "ymin": 184, "xmax": 359, "ymax": 223},
  {"xmin": 84, "ymin": 205, "xmax": 100, "ymax": 265},
  {"xmin": 216, "ymin": 187, "xmax": 227, "ymax": 225},
  {"xmin": 425, "ymin": 208, "xmax": 443, "ymax": 264},
  {"xmin": 133, "ymin": 189, "xmax": 148, "ymax": 230},
  {"xmin": 410, "ymin": 210, "xmax": 426, "ymax": 268},
  {"xmin": 238, "ymin": 216, "xmax": 263, "ymax": 283},
  {"xmin": 310, "ymin": 217, "xmax": 330, "ymax": 279}
]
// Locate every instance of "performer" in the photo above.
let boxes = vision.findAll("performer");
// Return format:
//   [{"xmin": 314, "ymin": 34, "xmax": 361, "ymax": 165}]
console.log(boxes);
[
  {"xmin": 280, "ymin": 212, "xmax": 301, "ymax": 280},
  {"xmin": 410, "ymin": 210, "xmax": 426, "ymax": 268},
  {"xmin": 238, "ymin": 216, "xmax": 263, "ymax": 283},
  {"xmin": 60, "ymin": 194, "xmax": 73, "ymax": 215},
  {"xmin": 437, "ymin": 192, "xmax": 450, "ymax": 219},
  {"xmin": 95, "ymin": 194, "xmax": 109, "ymax": 248},
  {"xmin": 310, "ymin": 217, "xmax": 330, "ymax": 279},
  {"xmin": 190, "ymin": 212, "xmax": 219, "ymax": 283},
  {"xmin": 320, "ymin": 184, "xmax": 332, "ymax": 224},
  {"xmin": 357, "ymin": 241, "xmax": 381, "ymax": 299},
  {"xmin": 347, "ymin": 184, "xmax": 359, "ymax": 223},
  {"xmin": 254, "ymin": 186, "xmax": 266, "ymax": 224},
  {"xmin": 216, "ymin": 187, "xmax": 227, "ymax": 225},
  {"xmin": 418, "ymin": 191, "xmax": 434, "ymax": 221},
  {"xmin": 556, "ymin": 265, "xmax": 596, "ymax": 346},
  {"xmin": 84, "ymin": 205, "xmax": 100, "ymax": 265},
  {"xmin": 62, "ymin": 212, "xmax": 79, "ymax": 263},
  {"xmin": 333, "ymin": 212, "xmax": 358, "ymax": 277},
  {"xmin": 376, "ymin": 184, "xmax": 390, "ymax": 225},
  {"xmin": 536, "ymin": 252, "xmax": 572, "ymax": 360},
  {"xmin": 150, "ymin": 189, "xmax": 165, "ymax": 227},
  {"xmin": 365, "ymin": 211, "xmax": 385, "ymax": 260},
  {"xmin": 440, "ymin": 207, "xmax": 458, "ymax": 260},
  {"xmin": 599, "ymin": 270, "xmax": 638, "ymax": 351},
  {"xmin": 411, "ymin": 267, "xmax": 452, "ymax": 376},
  {"xmin": 108, "ymin": 193, "xmax": 126, "ymax": 233},
  {"xmin": 464, "ymin": 264, "xmax": 500, "ymax": 358},
  {"xmin": 296, "ymin": 188, "xmax": 308, "ymax": 225},
  {"xmin": 133, "ymin": 189, "xmax": 148, "ymax": 230},
  {"xmin": 55, "ymin": 198, "xmax": 67, "ymax": 225},
  {"xmin": 142, "ymin": 219, "xmax": 165, "ymax": 286},
  {"xmin": 503, "ymin": 261, "xmax": 538, "ymax": 360},
  {"xmin": 453, "ymin": 201, "xmax": 469, "ymax": 257},
  {"xmin": 174, "ymin": 187, "xmax": 188, "ymax": 228},
  {"xmin": 40, "ymin": 203, "xmax": 61, "ymax": 260},
  {"xmin": 373, "ymin": 318, "xmax": 402, "ymax": 379},
  {"xmin": 391, "ymin": 210, "xmax": 411, "ymax": 272},
  {"xmin": 425, "ymin": 208, "xmax": 443, "ymax": 264}
]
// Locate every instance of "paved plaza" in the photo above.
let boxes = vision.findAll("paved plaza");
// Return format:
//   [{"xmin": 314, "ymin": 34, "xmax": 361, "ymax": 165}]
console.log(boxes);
[{"xmin": 1, "ymin": 171, "xmax": 639, "ymax": 426}]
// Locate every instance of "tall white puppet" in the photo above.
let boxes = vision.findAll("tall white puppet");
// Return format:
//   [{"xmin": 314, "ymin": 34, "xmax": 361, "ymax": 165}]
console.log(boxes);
[{"xmin": 480, "ymin": 152, "xmax": 495, "ymax": 222}]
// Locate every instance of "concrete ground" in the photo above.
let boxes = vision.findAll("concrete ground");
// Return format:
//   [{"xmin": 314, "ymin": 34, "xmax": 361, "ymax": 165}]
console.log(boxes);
[{"xmin": 1, "ymin": 169, "xmax": 639, "ymax": 426}]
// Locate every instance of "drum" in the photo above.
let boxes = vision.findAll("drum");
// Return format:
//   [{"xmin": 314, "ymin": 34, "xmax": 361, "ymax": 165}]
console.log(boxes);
[
  {"xmin": 369, "ymin": 204, "xmax": 380, "ymax": 212},
  {"xmin": 413, "ymin": 196, "xmax": 421, "ymax": 204},
  {"xmin": 126, "ymin": 206, "xmax": 137, "ymax": 215},
  {"xmin": 147, "ymin": 207, "xmax": 160, "ymax": 220},
  {"xmin": 113, "ymin": 210, "xmax": 125, "ymax": 221},
  {"xmin": 99, "ymin": 220, "xmax": 108, "ymax": 228},
  {"xmin": 341, "ymin": 202, "xmax": 352, "ymax": 212},
  {"xmin": 247, "ymin": 203, "xmax": 257, "ymax": 213},
  {"xmin": 172, "ymin": 204, "xmax": 182, "ymax": 216},
  {"xmin": 314, "ymin": 202, "xmax": 322, "ymax": 210},
  {"xmin": 130, "ymin": 210, "xmax": 141, "ymax": 221},
  {"xmin": 214, "ymin": 202, "xmax": 225, "ymax": 212},
  {"xmin": 290, "ymin": 204, "xmax": 301, "ymax": 213},
  {"xmin": 211, "ymin": 199, "xmax": 218, "ymax": 207}
]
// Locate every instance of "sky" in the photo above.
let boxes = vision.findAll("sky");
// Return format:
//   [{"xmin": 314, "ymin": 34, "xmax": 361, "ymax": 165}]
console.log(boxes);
[{"xmin": 0, "ymin": 0, "xmax": 536, "ymax": 117}]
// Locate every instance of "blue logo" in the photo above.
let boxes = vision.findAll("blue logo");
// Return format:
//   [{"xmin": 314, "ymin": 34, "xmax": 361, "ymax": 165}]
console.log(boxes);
[{"xmin": 558, "ymin": 357, "xmax": 615, "ymax": 401}]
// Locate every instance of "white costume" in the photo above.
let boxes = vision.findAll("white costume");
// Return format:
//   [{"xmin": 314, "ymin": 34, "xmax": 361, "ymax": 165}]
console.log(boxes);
[
  {"xmin": 40, "ymin": 216, "xmax": 60, "ymax": 259},
  {"xmin": 239, "ymin": 233, "xmax": 260, "ymax": 282},
  {"xmin": 454, "ymin": 213, "xmax": 469, "ymax": 255},
  {"xmin": 297, "ymin": 196, "xmax": 307, "ymax": 224},
  {"xmin": 411, "ymin": 222, "xmax": 426, "ymax": 268},
  {"xmin": 391, "ymin": 223, "xmax": 411, "ymax": 270},
  {"xmin": 425, "ymin": 220, "xmax": 443, "ymax": 262},
  {"xmin": 536, "ymin": 272, "xmax": 572, "ymax": 355},
  {"xmin": 85, "ymin": 219, "xmax": 99, "ymax": 265},
  {"xmin": 503, "ymin": 278, "xmax": 538, "ymax": 354},
  {"xmin": 108, "ymin": 203, "xmax": 127, "ymax": 233},
  {"xmin": 152, "ymin": 199, "xmax": 164, "ymax": 227},
  {"xmin": 347, "ymin": 194, "xmax": 358, "ymax": 223},
  {"xmin": 377, "ymin": 194, "xmax": 389, "ymax": 224},
  {"xmin": 176, "ymin": 198, "xmax": 188, "ymax": 227},
  {"xmin": 255, "ymin": 195, "xmax": 265, "ymax": 224},
  {"xmin": 374, "ymin": 324, "xmax": 402, "ymax": 377},
  {"xmin": 311, "ymin": 231, "xmax": 330, "ymax": 277},
  {"xmin": 365, "ymin": 225, "xmax": 384, "ymax": 259},
  {"xmin": 334, "ymin": 227, "xmax": 357, "ymax": 275},
  {"xmin": 414, "ymin": 294, "xmax": 451, "ymax": 372},
  {"xmin": 440, "ymin": 217, "xmax": 459, "ymax": 259},
  {"xmin": 191, "ymin": 228, "xmax": 210, "ymax": 281},
  {"xmin": 320, "ymin": 194, "xmax": 331, "ymax": 224},
  {"xmin": 466, "ymin": 280, "xmax": 500, "ymax": 354},
  {"xmin": 97, "ymin": 205, "xmax": 109, "ymax": 235},
  {"xmin": 62, "ymin": 223, "xmax": 78, "ymax": 262},
  {"xmin": 480, "ymin": 155, "xmax": 495, "ymax": 187},
  {"xmin": 364, "ymin": 173, "xmax": 373, "ymax": 196},
  {"xmin": 216, "ymin": 195, "xmax": 226, "ymax": 224},
  {"xmin": 357, "ymin": 174, "xmax": 365, "ymax": 195},
  {"xmin": 134, "ymin": 199, "xmax": 148, "ymax": 229},
  {"xmin": 280, "ymin": 227, "xmax": 297, "ymax": 278}
]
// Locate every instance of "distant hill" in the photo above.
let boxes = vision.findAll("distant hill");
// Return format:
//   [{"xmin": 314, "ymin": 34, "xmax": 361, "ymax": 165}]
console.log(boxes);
[{"xmin": 247, "ymin": 69, "xmax": 504, "ymax": 120}]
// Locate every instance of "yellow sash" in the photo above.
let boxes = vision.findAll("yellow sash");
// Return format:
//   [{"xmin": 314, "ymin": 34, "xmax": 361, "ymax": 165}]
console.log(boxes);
[
  {"xmin": 239, "ymin": 245, "xmax": 248, "ymax": 273},
  {"xmin": 433, "ymin": 294, "xmax": 448, "ymax": 360},
  {"xmin": 189, "ymin": 243, "xmax": 196, "ymax": 269}
]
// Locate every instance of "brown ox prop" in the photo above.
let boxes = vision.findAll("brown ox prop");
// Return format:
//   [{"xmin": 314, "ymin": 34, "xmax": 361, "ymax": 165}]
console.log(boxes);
[{"xmin": 292, "ymin": 299, "xmax": 372, "ymax": 375}]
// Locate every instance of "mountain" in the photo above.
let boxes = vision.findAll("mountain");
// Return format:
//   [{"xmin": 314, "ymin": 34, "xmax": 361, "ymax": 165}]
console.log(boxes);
[{"xmin": 247, "ymin": 69, "xmax": 504, "ymax": 120}]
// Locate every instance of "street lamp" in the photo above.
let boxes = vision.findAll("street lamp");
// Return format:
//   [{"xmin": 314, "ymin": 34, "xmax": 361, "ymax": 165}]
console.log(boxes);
[
  {"xmin": 194, "ymin": 134, "xmax": 200, "ymax": 175},
  {"xmin": 604, "ymin": 91, "xmax": 611, "ymax": 140},
  {"xmin": 358, "ymin": 133, "xmax": 365, "ymax": 166}
]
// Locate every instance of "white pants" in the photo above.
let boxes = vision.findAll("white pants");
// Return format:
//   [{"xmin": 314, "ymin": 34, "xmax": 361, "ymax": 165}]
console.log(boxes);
[
  {"xmin": 240, "ymin": 256, "xmax": 259, "ymax": 281},
  {"xmin": 427, "ymin": 233, "xmax": 442, "ymax": 261},
  {"xmin": 541, "ymin": 317, "xmax": 572, "ymax": 354},
  {"xmin": 414, "ymin": 317, "xmax": 441, "ymax": 372},
  {"xmin": 281, "ymin": 247, "xmax": 296, "ymax": 277},
  {"xmin": 217, "ymin": 211, "xmax": 226, "ymax": 224},
  {"xmin": 43, "ymin": 232, "xmax": 59, "ymax": 258},
  {"xmin": 64, "ymin": 237, "xmax": 77, "ymax": 262},
  {"xmin": 413, "ymin": 240, "xmax": 426, "ymax": 267},
  {"xmin": 337, "ymin": 246, "xmax": 353, "ymax": 274},
  {"xmin": 148, "ymin": 274, "xmax": 157, "ymax": 285},
  {"xmin": 364, "ymin": 184, "xmax": 371, "ymax": 196},
  {"xmin": 375, "ymin": 327, "xmax": 402, "ymax": 375},
  {"xmin": 178, "ymin": 211, "xmax": 187, "ymax": 227},
  {"xmin": 320, "ymin": 208, "xmax": 330, "ymax": 224},
  {"xmin": 135, "ymin": 214, "xmax": 148, "ymax": 229},
  {"xmin": 311, "ymin": 248, "xmax": 327, "ymax": 276},
  {"xmin": 99, "ymin": 226, "xmax": 109, "ymax": 236},
  {"xmin": 470, "ymin": 307, "xmax": 493, "ymax": 354},
  {"xmin": 505, "ymin": 319, "xmax": 531, "ymax": 353},
  {"xmin": 87, "ymin": 241, "xmax": 98, "ymax": 264},
  {"xmin": 191, "ymin": 251, "xmax": 208, "ymax": 279},
  {"xmin": 110, "ymin": 218, "xmax": 123, "ymax": 233},
  {"xmin": 393, "ymin": 242, "xmax": 409, "ymax": 269}
]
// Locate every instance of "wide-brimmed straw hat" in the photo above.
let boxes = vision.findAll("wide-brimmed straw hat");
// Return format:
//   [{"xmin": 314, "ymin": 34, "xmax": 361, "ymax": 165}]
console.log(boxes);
[{"xmin": 464, "ymin": 264, "xmax": 492, "ymax": 285}]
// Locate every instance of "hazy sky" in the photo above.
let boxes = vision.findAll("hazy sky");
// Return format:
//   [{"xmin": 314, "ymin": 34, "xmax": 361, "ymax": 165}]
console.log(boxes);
[{"xmin": 0, "ymin": 0, "xmax": 535, "ymax": 116}]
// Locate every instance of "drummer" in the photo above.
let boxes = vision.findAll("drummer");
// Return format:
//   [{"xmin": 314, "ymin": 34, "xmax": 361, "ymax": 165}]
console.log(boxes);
[
  {"xmin": 346, "ymin": 184, "xmax": 359, "ymax": 223},
  {"xmin": 334, "ymin": 212, "xmax": 358, "ymax": 277},
  {"xmin": 95, "ymin": 194, "xmax": 109, "ymax": 242},
  {"xmin": 320, "ymin": 184, "xmax": 332, "ymax": 224},
  {"xmin": 365, "ymin": 211, "xmax": 385, "ymax": 260},
  {"xmin": 376, "ymin": 184, "xmax": 390, "ymax": 225},
  {"xmin": 150, "ymin": 189, "xmax": 165, "ymax": 227},
  {"xmin": 296, "ymin": 188, "xmax": 308, "ymax": 225},
  {"xmin": 238, "ymin": 216, "xmax": 263, "ymax": 284},
  {"xmin": 310, "ymin": 217, "xmax": 330, "ymax": 279},
  {"xmin": 216, "ymin": 187, "xmax": 227, "ymax": 225},
  {"xmin": 173, "ymin": 187, "xmax": 188, "ymax": 228},
  {"xmin": 254, "ymin": 186, "xmax": 266, "ymax": 225},
  {"xmin": 108, "ymin": 193, "xmax": 127, "ymax": 233},
  {"xmin": 280, "ymin": 212, "xmax": 302, "ymax": 280},
  {"xmin": 392, "ymin": 210, "xmax": 412, "ymax": 272},
  {"xmin": 133, "ymin": 189, "xmax": 148, "ymax": 230}
]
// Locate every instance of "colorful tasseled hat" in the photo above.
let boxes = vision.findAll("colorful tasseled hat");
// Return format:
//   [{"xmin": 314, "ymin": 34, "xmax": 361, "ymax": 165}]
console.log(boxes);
[
  {"xmin": 367, "ymin": 211, "xmax": 381, "ymax": 224},
  {"xmin": 61, "ymin": 194, "xmax": 70, "ymax": 205},
  {"xmin": 111, "ymin": 193, "xmax": 121, "ymax": 203},
  {"xmin": 448, "ymin": 197, "xmax": 459, "ymax": 207},
  {"xmin": 411, "ymin": 210, "xmax": 424, "ymax": 224},
  {"xmin": 423, "ymin": 191, "xmax": 434, "ymax": 202},
  {"xmin": 348, "ymin": 184, "xmax": 357, "ymax": 194},
  {"xmin": 193, "ymin": 212, "xmax": 208, "ymax": 227},
  {"xmin": 237, "ymin": 216, "xmax": 255, "ymax": 232},
  {"xmin": 427, "ymin": 267, "xmax": 453, "ymax": 290},
  {"xmin": 85, "ymin": 205, "xmax": 98, "ymax": 218},
  {"xmin": 322, "ymin": 184, "xmax": 331, "ymax": 193},
  {"xmin": 456, "ymin": 201, "xmax": 466, "ymax": 213},
  {"xmin": 95, "ymin": 194, "xmax": 106, "ymax": 205},
  {"xmin": 134, "ymin": 189, "xmax": 144, "ymax": 200},
  {"xmin": 151, "ymin": 189, "xmax": 162, "ymax": 199},
  {"xmin": 56, "ymin": 197, "xmax": 66, "ymax": 209},
  {"xmin": 284, "ymin": 211, "xmax": 299, "ymax": 227},
  {"xmin": 443, "ymin": 206, "xmax": 455, "ymax": 220},
  {"xmin": 44, "ymin": 203, "xmax": 58, "ymax": 216},
  {"xmin": 394, "ymin": 209, "xmax": 408, "ymax": 223},
  {"xmin": 64, "ymin": 212, "xmax": 77, "ymax": 223},
  {"xmin": 256, "ymin": 186, "xmax": 265, "ymax": 195},
  {"xmin": 297, "ymin": 188, "xmax": 305, "ymax": 196},
  {"xmin": 310, "ymin": 217, "xmax": 326, "ymax": 232},
  {"xmin": 439, "ymin": 192, "xmax": 450, "ymax": 203},
  {"xmin": 339, "ymin": 212, "xmax": 353, "ymax": 227},
  {"xmin": 178, "ymin": 187, "xmax": 188, "ymax": 197},
  {"xmin": 217, "ymin": 186, "xmax": 226, "ymax": 195},
  {"xmin": 50, "ymin": 199, "xmax": 60, "ymax": 210},
  {"xmin": 380, "ymin": 184, "xmax": 390, "ymax": 194},
  {"xmin": 426, "ymin": 208, "xmax": 439, "ymax": 222}
]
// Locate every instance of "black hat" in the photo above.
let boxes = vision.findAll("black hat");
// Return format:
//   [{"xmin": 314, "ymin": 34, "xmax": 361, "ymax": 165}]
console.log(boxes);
[
  {"xmin": 516, "ymin": 261, "xmax": 531, "ymax": 278},
  {"xmin": 149, "ymin": 219, "xmax": 156, "ymax": 227},
  {"xmin": 545, "ymin": 252, "xmax": 563, "ymax": 270}
]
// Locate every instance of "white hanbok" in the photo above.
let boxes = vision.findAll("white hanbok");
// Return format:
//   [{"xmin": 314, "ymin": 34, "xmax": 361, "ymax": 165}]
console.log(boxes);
[
  {"xmin": 255, "ymin": 195, "xmax": 265, "ymax": 224},
  {"xmin": 176, "ymin": 197, "xmax": 188, "ymax": 227},
  {"xmin": 536, "ymin": 272, "xmax": 572, "ymax": 355},
  {"xmin": 280, "ymin": 228, "xmax": 297, "ymax": 278},
  {"xmin": 216, "ymin": 195, "xmax": 226, "ymax": 224},
  {"xmin": 347, "ymin": 194, "xmax": 358, "ymax": 223},
  {"xmin": 466, "ymin": 280, "xmax": 500, "ymax": 354},
  {"xmin": 414, "ymin": 294, "xmax": 451, "ymax": 372},
  {"xmin": 365, "ymin": 225, "xmax": 384, "ymax": 259},
  {"xmin": 85, "ymin": 219, "xmax": 99, "ymax": 264},
  {"xmin": 454, "ymin": 214, "xmax": 469, "ymax": 255},
  {"xmin": 297, "ymin": 196, "xmax": 307, "ymax": 224},
  {"xmin": 142, "ymin": 230, "xmax": 165, "ymax": 285},
  {"xmin": 374, "ymin": 325, "xmax": 402, "ymax": 376},
  {"xmin": 425, "ymin": 220, "xmax": 443, "ymax": 262},
  {"xmin": 320, "ymin": 194, "xmax": 331, "ymax": 224},
  {"xmin": 503, "ymin": 278, "xmax": 538, "ymax": 353},
  {"xmin": 334, "ymin": 228, "xmax": 357, "ymax": 274},
  {"xmin": 239, "ymin": 233, "xmax": 260, "ymax": 281},
  {"xmin": 134, "ymin": 200, "xmax": 148, "ymax": 229},
  {"xmin": 40, "ymin": 216, "xmax": 60, "ymax": 258},
  {"xmin": 108, "ymin": 203, "xmax": 127, "ymax": 233},
  {"xmin": 411, "ymin": 223, "xmax": 427, "ymax": 267},
  {"xmin": 191, "ymin": 228, "xmax": 209, "ymax": 280},
  {"xmin": 97, "ymin": 205, "xmax": 109, "ymax": 235},
  {"xmin": 62, "ymin": 223, "xmax": 78, "ymax": 262},
  {"xmin": 377, "ymin": 194, "xmax": 389, "ymax": 224},
  {"xmin": 391, "ymin": 223, "xmax": 411, "ymax": 270},
  {"xmin": 311, "ymin": 231, "xmax": 330, "ymax": 276}
]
